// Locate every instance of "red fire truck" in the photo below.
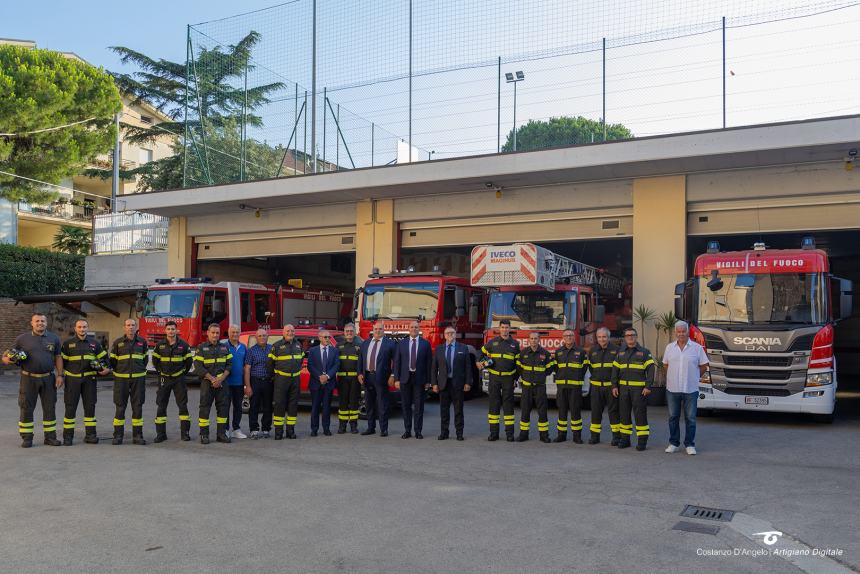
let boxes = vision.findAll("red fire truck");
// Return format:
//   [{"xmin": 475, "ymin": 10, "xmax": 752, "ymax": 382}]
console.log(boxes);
[
  {"xmin": 675, "ymin": 238, "xmax": 853, "ymax": 422},
  {"xmin": 355, "ymin": 268, "xmax": 487, "ymax": 398},
  {"xmin": 471, "ymin": 243, "xmax": 624, "ymax": 400},
  {"xmin": 138, "ymin": 278, "xmax": 347, "ymax": 348}
]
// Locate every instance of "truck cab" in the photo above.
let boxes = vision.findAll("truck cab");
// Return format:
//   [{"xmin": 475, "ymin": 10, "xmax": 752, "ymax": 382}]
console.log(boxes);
[{"xmin": 675, "ymin": 239, "xmax": 853, "ymax": 421}]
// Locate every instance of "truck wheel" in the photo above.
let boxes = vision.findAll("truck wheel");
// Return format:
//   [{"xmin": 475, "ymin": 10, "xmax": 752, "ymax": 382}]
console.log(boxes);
[{"xmin": 812, "ymin": 413, "xmax": 834, "ymax": 424}]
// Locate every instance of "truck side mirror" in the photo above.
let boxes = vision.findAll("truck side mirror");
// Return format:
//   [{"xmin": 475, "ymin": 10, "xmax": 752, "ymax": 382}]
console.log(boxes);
[
  {"xmin": 135, "ymin": 291, "xmax": 146, "ymax": 314},
  {"xmin": 352, "ymin": 287, "xmax": 363, "ymax": 320},
  {"xmin": 594, "ymin": 304, "xmax": 605, "ymax": 323},
  {"xmin": 455, "ymin": 288, "xmax": 466, "ymax": 317},
  {"xmin": 706, "ymin": 270, "xmax": 723, "ymax": 292},
  {"xmin": 674, "ymin": 282, "xmax": 686, "ymax": 321},
  {"xmin": 839, "ymin": 278, "xmax": 853, "ymax": 321}
]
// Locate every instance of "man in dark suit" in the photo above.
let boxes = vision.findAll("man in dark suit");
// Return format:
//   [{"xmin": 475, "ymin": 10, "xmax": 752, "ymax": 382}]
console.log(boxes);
[
  {"xmin": 432, "ymin": 326, "xmax": 473, "ymax": 440},
  {"xmin": 393, "ymin": 321, "xmax": 432, "ymax": 439},
  {"xmin": 358, "ymin": 322, "xmax": 396, "ymax": 437},
  {"xmin": 307, "ymin": 329, "xmax": 340, "ymax": 436}
]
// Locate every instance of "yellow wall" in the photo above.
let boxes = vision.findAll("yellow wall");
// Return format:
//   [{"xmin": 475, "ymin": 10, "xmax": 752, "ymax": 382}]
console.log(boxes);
[
  {"xmin": 355, "ymin": 199, "xmax": 398, "ymax": 288},
  {"xmin": 632, "ymin": 175, "xmax": 686, "ymax": 352},
  {"xmin": 167, "ymin": 216, "xmax": 193, "ymax": 277}
]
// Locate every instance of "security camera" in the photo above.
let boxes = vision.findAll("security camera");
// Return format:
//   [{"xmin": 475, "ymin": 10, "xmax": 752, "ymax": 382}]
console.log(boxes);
[
  {"xmin": 484, "ymin": 181, "xmax": 495, "ymax": 189},
  {"xmin": 239, "ymin": 203, "xmax": 247, "ymax": 210}
]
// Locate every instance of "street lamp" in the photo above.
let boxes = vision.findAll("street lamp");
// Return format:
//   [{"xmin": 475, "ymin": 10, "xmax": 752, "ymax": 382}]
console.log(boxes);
[{"xmin": 505, "ymin": 71, "xmax": 525, "ymax": 151}]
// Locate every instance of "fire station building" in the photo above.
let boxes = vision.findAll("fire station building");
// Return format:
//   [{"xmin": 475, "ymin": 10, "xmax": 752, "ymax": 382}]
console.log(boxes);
[{"xmin": 122, "ymin": 115, "xmax": 860, "ymax": 374}]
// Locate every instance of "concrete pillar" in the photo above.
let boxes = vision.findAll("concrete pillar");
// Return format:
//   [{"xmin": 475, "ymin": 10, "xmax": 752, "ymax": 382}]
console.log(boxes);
[
  {"xmin": 167, "ymin": 216, "xmax": 193, "ymax": 278},
  {"xmin": 632, "ymin": 175, "xmax": 686, "ymax": 352},
  {"xmin": 355, "ymin": 199, "xmax": 398, "ymax": 288}
]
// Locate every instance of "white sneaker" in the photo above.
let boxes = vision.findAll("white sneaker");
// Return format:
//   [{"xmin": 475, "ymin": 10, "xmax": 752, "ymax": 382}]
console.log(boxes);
[
  {"xmin": 250, "ymin": 430, "xmax": 260, "ymax": 439},
  {"xmin": 665, "ymin": 445, "xmax": 680, "ymax": 453},
  {"xmin": 686, "ymin": 446, "xmax": 697, "ymax": 455},
  {"xmin": 262, "ymin": 431, "xmax": 271, "ymax": 439},
  {"xmin": 226, "ymin": 429, "xmax": 232, "ymax": 438},
  {"xmin": 233, "ymin": 429, "xmax": 248, "ymax": 439}
]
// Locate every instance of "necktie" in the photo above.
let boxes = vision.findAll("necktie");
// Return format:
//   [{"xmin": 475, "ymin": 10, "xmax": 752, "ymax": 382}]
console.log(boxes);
[
  {"xmin": 410, "ymin": 338, "xmax": 417, "ymax": 371},
  {"xmin": 322, "ymin": 346, "xmax": 327, "ymax": 366},
  {"xmin": 446, "ymin": 344, "xmax": 453, "ymax": 374},
  {"xmin": 369, "ymin": 340, "xmax": 378, "ymax": 370}
]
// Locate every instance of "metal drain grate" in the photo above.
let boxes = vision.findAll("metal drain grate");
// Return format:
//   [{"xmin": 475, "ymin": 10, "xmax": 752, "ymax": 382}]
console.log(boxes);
[
  {"xmin": 680, "ymin": 505, "xmax": 735, "ymax": 522},
  {"xmin": 672, "ymin": 521, "xmax": 720, "ymax": 535}
]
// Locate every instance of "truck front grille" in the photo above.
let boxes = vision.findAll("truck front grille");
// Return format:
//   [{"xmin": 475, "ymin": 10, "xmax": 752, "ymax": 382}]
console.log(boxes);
[
  {"xmin": 723, "ymin": 387, "xmax": 791, "ymax": 397},
  {"xmin": 723, "ymin": 368, "xmax": 792, "ymax": 381},
  {"xmin": 723, "ymin": 355, "xmax": 793, "ymax": 368}
]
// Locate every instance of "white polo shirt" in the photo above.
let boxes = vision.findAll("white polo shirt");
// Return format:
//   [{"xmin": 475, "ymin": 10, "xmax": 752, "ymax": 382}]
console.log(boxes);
[{"xmin": 663, "ymin": 340, "xmax": 709, "ymax": 394}]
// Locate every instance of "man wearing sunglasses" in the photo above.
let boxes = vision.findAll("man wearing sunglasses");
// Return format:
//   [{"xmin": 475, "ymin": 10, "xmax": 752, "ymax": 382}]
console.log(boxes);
[{"xmin": 612, "ymin": 328, "xmax": 655, "ymax": 451}]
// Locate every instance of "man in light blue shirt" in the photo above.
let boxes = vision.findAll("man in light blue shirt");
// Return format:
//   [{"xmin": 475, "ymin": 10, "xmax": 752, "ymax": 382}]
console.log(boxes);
[{"xmin": 224, "ymin": 325, "xmax": 249, "ymax": 438}]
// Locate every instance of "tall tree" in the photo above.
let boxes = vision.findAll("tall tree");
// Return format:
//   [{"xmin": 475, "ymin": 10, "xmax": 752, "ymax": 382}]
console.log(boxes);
[
  {"xmin": 502, "ymin": 116, "xmax": 632, "ymax": 153},
  {"xmin": 0, "ymin": 45, "xmax": 122, "ymax": 203},
  {"xmin": 108, "ymin": 31, "xmax": 285, "ymax": 190}
]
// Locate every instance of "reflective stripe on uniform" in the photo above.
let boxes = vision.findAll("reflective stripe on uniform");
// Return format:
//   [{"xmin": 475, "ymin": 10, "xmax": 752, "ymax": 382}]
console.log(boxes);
[
  {"xmin": 274, "ymin": 369, "xmax": 301, "ymax": 377},
  {"xmin": 619, "ymin": 380, "xmax": 646, "ymax": 387},
  {"xmin": 114, "ymin": 372, "xmax": 147, "ymax": 378}
]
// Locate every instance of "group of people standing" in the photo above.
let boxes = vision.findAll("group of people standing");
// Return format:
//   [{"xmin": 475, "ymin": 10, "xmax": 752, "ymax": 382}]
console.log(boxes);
[{"xmin": 7, "ymin": 313, "xmax": 706, "ymax": 454}]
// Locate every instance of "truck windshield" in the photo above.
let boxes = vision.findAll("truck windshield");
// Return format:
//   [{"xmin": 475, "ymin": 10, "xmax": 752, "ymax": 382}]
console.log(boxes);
[
  {"xmin": 143, "ymin": 289, "xmax": 201, "ymax": 318},
  {"xmin": 362, "ymin": 282, "xmax": 439, "ymax": 321},
  {"xmin": 697, "ymin": 273, "xmax": 826, "ymax": 325},
  {"xmin": 486, "ymin": 291, "xmax": 574, "ymax": 329}
]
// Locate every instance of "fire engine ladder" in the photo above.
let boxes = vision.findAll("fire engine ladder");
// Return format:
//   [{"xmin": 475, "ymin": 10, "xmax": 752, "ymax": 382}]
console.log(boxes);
[{"xmin": 546, "ymin": 252, "xmax": 624, "ymax": 294}]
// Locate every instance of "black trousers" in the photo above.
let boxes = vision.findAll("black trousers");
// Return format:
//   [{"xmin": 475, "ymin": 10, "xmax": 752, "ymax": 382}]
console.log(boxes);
[
  {"xmin": 113, "ymin": 376, "xmax": 146, "ymax": 427},
  {"xmin": 618, "ymin": 385, "xmax": 650, "ymax": 439},
  {"xmin": 589, "ymin": 384, "xmax": 620, "ymax": 435},
  {"xmin": 249, "ymin": 376, "xmax": 273, "ymax": 432},
  {"xmin": 439, "ymin": 381, "xmax": 465, "ymax": 435},
  {"xmin": 227, "ymin": 385, "xmax": 244, "ymax": 430},
  {"xmin": 310, "ymin": 382, "xmax": 334, "ymax": 432},
  {"xmin": 519, "ymin": 383, "xmax": 548, "ymax": 434},
  {"xmin": 155, "ymin": 376, "xmax": 189, "ymax": 426},
  {"xmin": 272, "ymin": 375, "xmax": 299, "ymax": 429},
  {"xmin": 63, "ymin": 376, "xmax": 97, "ymax": 432},
  {"xmin": 337, "ymin": 376, "xmax": 360, "ymax": 424},
  {"xmin": 198, "ymin": 380, "xmax": 229, "ymax": 432},
  {"xmin": 18, "ymin": 373, "xmax": 57, "ymax": 437},
  {"xmin": 364, "ymin": 371, "xmax": 390, "ymax": 433},
  {"xmin": 400, "ymin": 372, "xmax": 425, "ymax": 433},
  {"xmin": 487, "ymin": 376, "xmax": 515, "ymax": 431},
  {"xmin": 555, "ymin": 385, "xmax": 583, "ymax": 433}
]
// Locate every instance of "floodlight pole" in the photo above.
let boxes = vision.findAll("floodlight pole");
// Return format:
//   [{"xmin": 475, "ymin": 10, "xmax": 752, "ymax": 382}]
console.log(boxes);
[{"xmin": 311, "ymin": 0, "xmax": 317, "ymax": 173}]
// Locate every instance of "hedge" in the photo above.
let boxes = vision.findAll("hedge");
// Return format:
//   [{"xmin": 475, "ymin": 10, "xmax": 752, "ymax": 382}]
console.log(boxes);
[{"xmin": 0, "ymin": 243, "xmax": 84, "ymax": 298}]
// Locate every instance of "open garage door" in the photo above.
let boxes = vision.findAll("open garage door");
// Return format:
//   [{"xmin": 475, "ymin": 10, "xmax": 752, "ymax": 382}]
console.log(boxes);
[
  {"xmin": 195, "ymin": 253, "xmax": 356, "ymax": 295},
  {"xmin": 688, "ymin": 230, "xmax": 860, "ymax": 384}
]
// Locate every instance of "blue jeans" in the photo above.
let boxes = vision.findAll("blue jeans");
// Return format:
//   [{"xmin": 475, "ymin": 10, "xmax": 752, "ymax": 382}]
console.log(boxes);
[{"xmin": 667, "ymin": 390, "xmax": 698, "ymax": 447}]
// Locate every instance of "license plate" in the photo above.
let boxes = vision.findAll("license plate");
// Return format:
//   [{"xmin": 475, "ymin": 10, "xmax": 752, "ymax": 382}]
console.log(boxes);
[{"xmin": 745, "ymin": 396, "xmax": 768, "ymax": 405}]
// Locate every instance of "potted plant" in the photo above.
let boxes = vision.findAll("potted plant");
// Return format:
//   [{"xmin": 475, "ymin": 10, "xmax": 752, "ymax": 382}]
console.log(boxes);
[{"xmin": 647, "ymin": 311, "xmax": 677, "ymax": 406}]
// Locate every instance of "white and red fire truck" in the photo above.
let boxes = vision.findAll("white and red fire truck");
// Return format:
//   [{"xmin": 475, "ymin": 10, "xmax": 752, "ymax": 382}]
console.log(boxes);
[
  {"xmin": 471, "ymin": 243, "xmax": 624, "ymax": 400},
  {"xmin": 675, "ymin": 238, "xmax": 853, "ymax": 422}
]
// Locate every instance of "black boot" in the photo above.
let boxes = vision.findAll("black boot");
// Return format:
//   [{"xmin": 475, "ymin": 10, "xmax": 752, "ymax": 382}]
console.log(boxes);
[
  {"xmin": 180, "ymin": 420, "xmax": 191, "ymax": 442},
  {"xmin": 63, "ymin": 428, "xmax": 74, "ymax": 446},
  {"xmin": 337, "ymin": 421, "xmax": 347, "ymax": 434},
  {"xmin": 216, "ymin": 423, "xmax": 231, "ymax": 443},
  {"xmin": 516, "ymin": 430, "xmax": 529, "ymax": 442},
  {"xmin": 286, "ymin": 425, "xmax": 297, "ymax": 439},
  {"xmin": 488, "ymin": 425, "xmax": 499, "ymax": 442},
  {"xmin": 617, "ymin": 435, "xmax": 631, "ymax": 449},
  {"xmin": 588, "ymin": 432, "xmax": 600, "ymax": 445},
  {"xmin": 154, "ymin": 422, "xmax": 167, "ymax": 443},
  {"xmin": 84, "ymin": 427, "xmax": 99, "ymax": 444},
  {"xmin": 539, "ymin": 431, "xmax": 551, "ymax": 444},
  {"xmin": 200, "ymin": 429, "xmax": 210, "ymax": 444},
  {"xmin": 132, "ymin": 426, "xmax": 147, "ymax": 445},
  {"xmin": 112, "ymin": 425, "xmax": 124, "ymax": 445},
  {"xmin": 553, "ymin": 431, "xmax": 567, "ymax": 443},
  {"xmin": 572, "ymin": 431, "xmax": 583, "ymax": 444},
  {"xmin": 636, "ymin": 436, "xmax": 648, "ymax": 451},
  {"xmin": 44, "ymin": 431, "xmax": 61, "ymax": 446},
  {"xmin": 610, "ymin": 432, "xmax": 621, "ymax": 446},
  {"xmin": 21, "ymin": 436, "xmax": 33, "ymax": 448},
  {"xmin": 274, "ymin": 427, "xmax": 284, "ymax": 440},
  {"xmin": 505, "ymin": 428, "xmax": 515, "ymax": 442},
  {"xmin": 349, "ymin": 421, "xmax": 359, "ymax": 434}
]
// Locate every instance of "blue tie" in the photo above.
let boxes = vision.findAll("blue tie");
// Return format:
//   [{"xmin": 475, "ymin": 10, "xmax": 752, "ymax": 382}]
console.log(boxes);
[{"xmin": 446, "ymin": 344, "xmax": 453, "ymax": 374}]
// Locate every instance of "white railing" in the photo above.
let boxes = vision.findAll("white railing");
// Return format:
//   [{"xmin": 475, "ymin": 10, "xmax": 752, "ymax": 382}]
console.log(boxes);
[{"xmin": 92, "ymin": 211, "xmax": 168, "ymax": 254}]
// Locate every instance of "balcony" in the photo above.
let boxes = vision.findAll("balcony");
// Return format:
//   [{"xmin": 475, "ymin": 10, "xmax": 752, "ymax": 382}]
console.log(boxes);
[
  {"xmin": 17, "ymin": 199, "xmax": 110, "ymax": 226},
  {"xmin": 92, "ymin": 211, "xmax": 168, "ymax": 254}
]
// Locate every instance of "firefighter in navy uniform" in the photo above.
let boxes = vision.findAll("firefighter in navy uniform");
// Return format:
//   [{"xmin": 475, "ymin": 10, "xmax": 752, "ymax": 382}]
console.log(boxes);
[
  {"xmin": 268, "ymin": 324, "xmax": 304, "ymax": 440},
  {"xmin": 3, "ymin": 313, "xmax": 63, "ymax": 448},
  {"xmin": 612, "ymin": 327, "xmax": 656, "ymax": 451},
  {"xmin": 586, "ymin": 327, "xmax": 621, "ymax": 445},
  {"xmin": 553, "ymin": 329, "xmax": 588, "ymax": 443},
  {"xmin": 336, "ymin": 323, "xmax": 362, "ymax": 434},
  {"xmin": 152, "ymin": 321, "xmax": 193, "ymax": 442},
  {"xmin": 478, "ymin": 319, "xmax": 520, "ymax": 442},
  {"xmin": 109, "ymin": 318, "xmax": 149, "ymax": 445},
  {"xmin": 194, "ymin": 323, "xmax": 233, "ymax": 444},
  {"xmin": 516, "ymin": 332, "xmax": 556, "ymax": 443},
  {"xmin": 60, "ymin": 318, "xmax": 109, "ymax": 445}
]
